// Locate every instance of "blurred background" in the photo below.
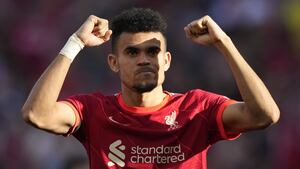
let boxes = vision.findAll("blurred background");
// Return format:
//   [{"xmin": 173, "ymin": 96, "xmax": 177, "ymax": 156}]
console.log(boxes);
[{"xmin": 0, "ymin": 0, "xmax": 299, "ymax": 168}]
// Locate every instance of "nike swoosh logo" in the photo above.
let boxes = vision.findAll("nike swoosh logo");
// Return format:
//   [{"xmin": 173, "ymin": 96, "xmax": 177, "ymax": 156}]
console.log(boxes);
[{"xmin": 108, "ymin": 116, "xmax": 130, "ymax": 126}]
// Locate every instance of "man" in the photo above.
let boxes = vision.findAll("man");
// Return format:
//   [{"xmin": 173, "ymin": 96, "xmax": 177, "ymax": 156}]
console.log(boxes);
[{"xmin": 22, "ymin": 8, "xmax": 280, "ymax": 169}]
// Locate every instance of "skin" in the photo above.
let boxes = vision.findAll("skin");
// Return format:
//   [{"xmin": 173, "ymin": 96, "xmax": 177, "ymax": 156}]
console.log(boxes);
[
  {"xmin": 22, "ymin": 15, "xmax": 280, "ymax": 135},
  {"xmin": 108, "ymin": 32, "xmax": 171, "ymax": 107}
]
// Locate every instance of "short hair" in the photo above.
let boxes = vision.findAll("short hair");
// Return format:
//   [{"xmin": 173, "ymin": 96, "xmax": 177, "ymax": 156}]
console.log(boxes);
[{"xmin": 110, "ymin": 8, "xmax": 167, "ymax": 52}]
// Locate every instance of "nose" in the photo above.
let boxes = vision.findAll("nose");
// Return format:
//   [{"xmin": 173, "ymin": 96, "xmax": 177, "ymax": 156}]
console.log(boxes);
[{"xmin": 136, "ymin": 53, "xmax": 150, "ymax": 66}]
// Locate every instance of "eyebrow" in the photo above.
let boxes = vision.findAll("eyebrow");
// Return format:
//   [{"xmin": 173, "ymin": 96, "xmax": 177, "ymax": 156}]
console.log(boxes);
[
  {"xmin": 147, "ymin": 46, "xmax": 161, "ymax": 51},
  {"xmin": 124, "ymin": 45, "xmax": 161, "ymax": 51},
  {"xmin": 123, "ymin": 47, "xmax": 139, "ymax": 53}
]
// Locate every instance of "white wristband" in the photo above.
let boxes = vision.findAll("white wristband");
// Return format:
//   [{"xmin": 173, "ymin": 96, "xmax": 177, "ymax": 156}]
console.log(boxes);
[{"xmin": 59, "ymin": 33, "xmax": 85, "ymax": 61}]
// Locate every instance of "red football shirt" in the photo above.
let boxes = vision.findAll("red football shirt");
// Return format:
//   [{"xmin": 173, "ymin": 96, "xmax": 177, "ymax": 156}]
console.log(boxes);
[{"xmin": 63, "ymin": 89, "xmax": 240, "ymax": 169}]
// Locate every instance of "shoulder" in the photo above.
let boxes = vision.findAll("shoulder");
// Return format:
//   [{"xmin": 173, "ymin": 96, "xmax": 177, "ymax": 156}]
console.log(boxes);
[
  {"xmin": 186, "ymin": 89, "xmax": 229, "ymax": 102},
  {"xmin": 167, "ymin": 89, "xmax": 229, "ymax": 109},
  {"xmin": 170, "ymin": 89, "xmax": 215, "ymax": 101},
  {"xmin": 64, "ymin": 91, "xmax": 117, "ymax": 104},
  {"xmin": 166, "ymin": 89, "xmax": 208, "ymax": 108}
]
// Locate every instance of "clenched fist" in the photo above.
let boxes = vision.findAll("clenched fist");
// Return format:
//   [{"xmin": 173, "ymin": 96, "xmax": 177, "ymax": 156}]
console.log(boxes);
[
  {"xmin": 184, "ymin": 15, "xmax": 229, "ymax": 46},
  {"xmin": 75, "ymin": 15, "xmax": 112, "ymax": 47}
]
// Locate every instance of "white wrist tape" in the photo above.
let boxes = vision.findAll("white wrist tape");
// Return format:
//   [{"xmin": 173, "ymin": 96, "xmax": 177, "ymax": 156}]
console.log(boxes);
[{"xmin": 59, "ymin": 34, "xmax": 85, "ymax": 61}]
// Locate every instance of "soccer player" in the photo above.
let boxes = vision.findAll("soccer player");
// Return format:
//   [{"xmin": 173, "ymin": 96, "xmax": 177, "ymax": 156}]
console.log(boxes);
[{"xmin": 22, "ymin": 8, "xmax": 280, "ymax": 169}]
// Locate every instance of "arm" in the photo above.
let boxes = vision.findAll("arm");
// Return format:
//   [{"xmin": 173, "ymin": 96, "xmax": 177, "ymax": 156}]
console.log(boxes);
[
  {"xmin": 21, "ymin": 15, "xmax": 112, "ymax": 134},
  {"xmin": 184, "ymin": 16, "xmax": 280, "ymax": 133}
]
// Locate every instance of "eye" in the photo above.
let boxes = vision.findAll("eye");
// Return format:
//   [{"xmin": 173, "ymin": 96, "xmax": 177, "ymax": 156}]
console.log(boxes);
[
  {"xmin": 147, "ymin": 47, "xmax": 160, "ymax": 56},
  {"xmin": 125, "ymin": 47, "xmax": 138, "ymax": 56}
]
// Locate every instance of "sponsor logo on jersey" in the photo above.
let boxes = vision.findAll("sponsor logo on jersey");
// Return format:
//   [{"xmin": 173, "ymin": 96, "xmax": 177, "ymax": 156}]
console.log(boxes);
[
  {"xmin": 164, "ymin": 111, "xmax": 180, "ymax": 130},
  {"xmin": 107, "ymin": 139, "xmax": 126, "ymax": 167},
  {"xmin": 107, "ymin": 139, "xmax": 185, "ymax": 168}
]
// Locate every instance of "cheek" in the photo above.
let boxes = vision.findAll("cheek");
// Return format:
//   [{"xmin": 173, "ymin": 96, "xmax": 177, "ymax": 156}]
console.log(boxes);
[
  {"xmin": 157, "ymin": 56, "xmax": 167, "ymax": 81},
  {"xmin": 118, "ymin": 59, "xmax": 132, "ymax": 77},
  {"xmin": 119, "ymin": 68, "xmax": 131, "ymax": 80},
  {"xmin": 158, "ymin": 56, "xmax": 167, "ymax": 71},
  {"xmin": 157, "ymin": 65, "xmax": 166, "ymax": 79},
  {"xmin": 119, "ymin": 66, "xmax": 136, "ymax": 86}
]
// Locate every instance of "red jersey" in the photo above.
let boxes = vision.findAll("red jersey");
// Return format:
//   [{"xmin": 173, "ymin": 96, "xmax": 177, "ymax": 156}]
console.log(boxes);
[{"xmin": 63, "ymin": 89, "xmax": 240, "ymax": 169}]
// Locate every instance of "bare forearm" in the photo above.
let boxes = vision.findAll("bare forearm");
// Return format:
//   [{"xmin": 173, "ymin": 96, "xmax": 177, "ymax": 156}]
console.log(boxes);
[
  {"xmin": 21, "ymin": 16, "xmax": 112, "ymax": 134},
  {"xmin": 184, "ymin": 15, "xmax": 279, "ymax": 131},
  {"xmin": 216, "ymin": 37, "xmax": 280, "ymax": 122},
  {"xmin": 22, "ymin": 55, "xmax": 71, "ymax": 119}
]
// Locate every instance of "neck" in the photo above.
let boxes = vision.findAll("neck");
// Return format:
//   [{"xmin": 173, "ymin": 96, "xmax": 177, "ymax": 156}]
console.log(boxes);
[{"xmin": 121, "ymin": 85, "xmax": 166, "ymax": 107}]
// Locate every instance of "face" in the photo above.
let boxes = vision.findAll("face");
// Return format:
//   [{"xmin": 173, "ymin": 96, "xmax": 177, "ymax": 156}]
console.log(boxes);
[{"xmin": 108, "ymin": 32, "xmax": 171, "ymax": 93}]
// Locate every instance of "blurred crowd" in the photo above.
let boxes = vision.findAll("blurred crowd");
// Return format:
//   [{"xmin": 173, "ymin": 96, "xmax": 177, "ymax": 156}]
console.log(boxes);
[{"xmin": 0, "ymin": 0, "xmax": 299, "ymax": 169}]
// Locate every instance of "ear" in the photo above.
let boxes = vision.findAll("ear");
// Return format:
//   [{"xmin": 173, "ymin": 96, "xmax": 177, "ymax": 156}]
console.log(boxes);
[
  {"xmin": 163, "ymin": 52, "xmax": 171, "ymax": 71},
  {"xmin": 107, "ymin": 53, "xmax": 119, "ymax": 73}
]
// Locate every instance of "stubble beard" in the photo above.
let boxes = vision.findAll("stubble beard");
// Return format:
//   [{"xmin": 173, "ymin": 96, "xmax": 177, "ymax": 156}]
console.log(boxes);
[{"xmin": 132, "ymin": 82, "xmax": 157, "ymax": 93}]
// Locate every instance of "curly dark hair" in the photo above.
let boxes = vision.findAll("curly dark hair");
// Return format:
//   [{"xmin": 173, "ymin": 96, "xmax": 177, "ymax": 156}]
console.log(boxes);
[{"xmin": 110, "ymin": 8, "xmax": 167, "ymax": 52}]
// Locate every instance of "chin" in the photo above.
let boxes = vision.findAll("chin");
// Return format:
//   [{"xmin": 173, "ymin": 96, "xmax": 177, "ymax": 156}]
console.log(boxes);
[{"xmin": 132, "ymin": 82, "xmax": 157, "ymax": 93}]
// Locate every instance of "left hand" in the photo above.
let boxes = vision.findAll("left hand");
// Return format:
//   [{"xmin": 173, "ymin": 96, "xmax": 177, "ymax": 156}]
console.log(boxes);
[{"xmin": 184, "ymin": 15, "xmax": 229, "ymax": 46}]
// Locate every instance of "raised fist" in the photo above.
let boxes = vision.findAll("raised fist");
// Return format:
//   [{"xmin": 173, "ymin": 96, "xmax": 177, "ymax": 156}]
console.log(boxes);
[
  {"xmin": 75, "ymin": 15, "xmax": 112, "ymax": 47},
  {"xmin": 184, "ymin": 15, "xmax": 229, "ymax": 46}
]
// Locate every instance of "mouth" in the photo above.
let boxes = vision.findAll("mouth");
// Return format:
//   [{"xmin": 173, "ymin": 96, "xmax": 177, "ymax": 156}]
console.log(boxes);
[{"xmin": 135, "ymin": 67, "xmax": 156, "ymax": 75}]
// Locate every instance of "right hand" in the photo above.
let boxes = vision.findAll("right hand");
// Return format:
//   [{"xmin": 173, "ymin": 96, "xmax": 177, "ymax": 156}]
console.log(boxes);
[{"xmin": 75, "ymin": 15, "xmax": 112, "ymax": 47}]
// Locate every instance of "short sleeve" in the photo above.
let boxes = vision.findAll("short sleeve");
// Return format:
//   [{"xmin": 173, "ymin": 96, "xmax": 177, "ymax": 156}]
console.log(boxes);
[
  {"xmin": 192, "ymin": 89, "xmax": 241, "ymax": 144},
  {"xmin": 214, "ymin": 100, "xmax": 241, "ymax": 141},
  {"xmin": 59, "ymin": 94, "xmax": 87, "ymax": 137}
]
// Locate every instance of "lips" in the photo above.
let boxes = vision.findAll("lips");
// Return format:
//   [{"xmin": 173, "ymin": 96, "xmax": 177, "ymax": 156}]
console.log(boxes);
[{"xmin": 135, "ymin": 67, "xmax": 156, "ymax": 74}]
